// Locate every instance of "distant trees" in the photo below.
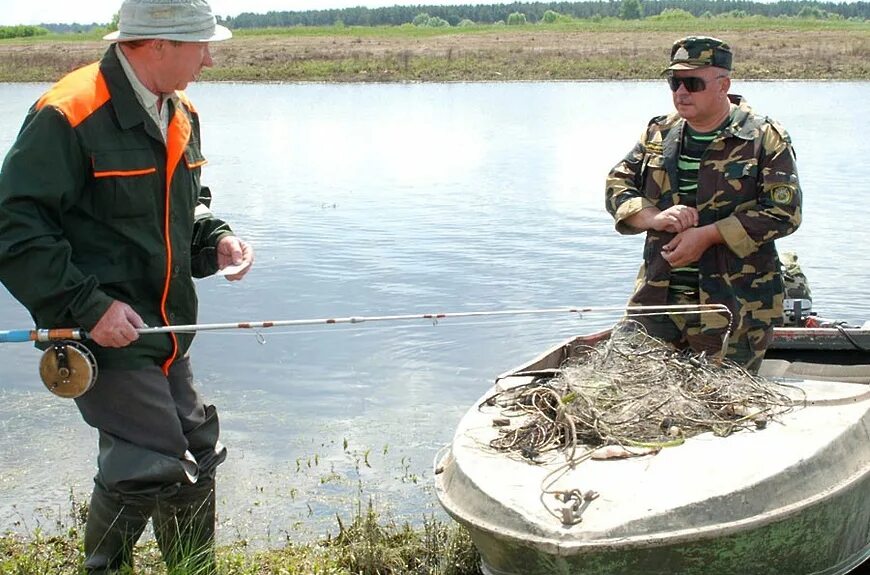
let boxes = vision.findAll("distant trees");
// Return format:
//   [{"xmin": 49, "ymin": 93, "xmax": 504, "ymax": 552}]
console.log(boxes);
[
  {"xmin": 542, "ymin": 10, "xmax": 561, "ymax": 23},
  {"xmin": 620, "ymin": 0, "xmax": 644, "ymax": 19},
  {"xmin": 648, "ymin": 7, "xmax": 694, "ymax": 19},
  {"xmin": 413, "ymin": 12, "xmax": 450, "ymax": 26},
  {"xmin": 506, "ymin": 12, "xmax": 528, "ymax": 25},
  {"xmin": 797, "ymin": 5, "xmax": 838, "ymax": 18},
  {"xmin": 220, "ymin": 1, "xmax": 867, "ymax": 28},
  {"xmin": 412, "ymin": 12, "xmax": 431, "ymax": 26},
  {"xmin": 12, "ymin": 0, "xmax": 868, "ymax": 32},
  {"xmin": 25, "ymin": 22, "xmax": 106, "ymax": 34},
  {"xmin": 0, "ymin": 25, "xmax": 48, "ymax": 39}
]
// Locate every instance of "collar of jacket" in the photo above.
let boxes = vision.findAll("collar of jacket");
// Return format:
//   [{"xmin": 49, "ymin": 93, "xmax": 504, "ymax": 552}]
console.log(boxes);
[
  {"xmin": 99, "ymin": 46, "xmax": 165, "ymax": 140},
  {"xmin": 720, "ymin": 94, "xmax": 765, "ymax": 141}
]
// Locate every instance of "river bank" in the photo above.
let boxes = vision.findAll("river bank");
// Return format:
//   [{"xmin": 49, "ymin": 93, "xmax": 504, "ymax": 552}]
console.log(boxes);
[
  {"xmin": 0, "ymin": 22, "xmax": 868, "ymax": 82},
  {"xmin": 0, "ymin": 496, "xmax": 480, "ymax": 574}
]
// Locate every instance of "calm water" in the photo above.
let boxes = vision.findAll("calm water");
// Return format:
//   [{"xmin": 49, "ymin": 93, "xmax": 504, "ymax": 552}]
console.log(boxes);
[{"xmin": 0, "ymin": 81, "xmax": 867, "ymax": 542}]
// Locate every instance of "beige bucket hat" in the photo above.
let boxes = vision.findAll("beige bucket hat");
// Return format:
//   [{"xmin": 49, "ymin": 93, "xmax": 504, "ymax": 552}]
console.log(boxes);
[{"xmin": 103, "ymin": 0, "xmax": 232, "ymax": 42}]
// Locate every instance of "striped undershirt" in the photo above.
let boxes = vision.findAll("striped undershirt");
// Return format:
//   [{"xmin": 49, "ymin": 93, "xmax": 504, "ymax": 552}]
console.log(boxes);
[{"xmin": 668, "ymin": 114, "xmax": 732, "ymax": 297}]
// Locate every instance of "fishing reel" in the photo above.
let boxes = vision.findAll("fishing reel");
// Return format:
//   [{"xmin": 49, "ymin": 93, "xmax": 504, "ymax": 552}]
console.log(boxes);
[{"xmin": 38, "ymin": 340, "xmax": 98, "ymax": 399}]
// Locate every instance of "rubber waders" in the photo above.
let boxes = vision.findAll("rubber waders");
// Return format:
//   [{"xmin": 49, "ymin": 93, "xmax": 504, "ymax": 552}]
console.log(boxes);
[
  {"xmin": 83, "ymin": 485, "xmax": 152, "ymax": 574},
  {"xmin": 152, "ymin": 480, "xmax": 217, "ymax": 575}
]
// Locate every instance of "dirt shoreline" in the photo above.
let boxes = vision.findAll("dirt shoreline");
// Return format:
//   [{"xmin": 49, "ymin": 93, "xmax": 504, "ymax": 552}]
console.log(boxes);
[{"xmin": 0, "ymin": 29, "xmax": 868, "ymax": 82}]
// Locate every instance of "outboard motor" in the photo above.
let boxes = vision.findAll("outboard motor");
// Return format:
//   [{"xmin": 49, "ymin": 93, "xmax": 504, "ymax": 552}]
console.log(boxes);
[{"xmin": 781, "ymin": 251, "xmax": 812, "ymax": 327}]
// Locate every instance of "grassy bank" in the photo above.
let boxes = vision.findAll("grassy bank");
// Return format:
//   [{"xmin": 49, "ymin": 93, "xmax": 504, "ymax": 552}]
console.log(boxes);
[
  {"xmin": 0, "ymin": 440, "xmax": 480, "ymax": 574},
  {"xmin": 0, "ymin": 17, "xmax": 867, "ymax": 82},
  {"xmin": 0, "ymin": 498, "xmax": 481, "ymax": 574}
]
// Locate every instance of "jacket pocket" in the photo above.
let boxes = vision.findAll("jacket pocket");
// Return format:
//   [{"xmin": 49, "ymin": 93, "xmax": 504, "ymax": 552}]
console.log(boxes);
[
  {"xmin": 91, "ymin": 149, "xmax": 159, "ymax": 219},
  {"xmin": 641, "ymin": 154, "xmax": 667, "ymax": 201},
  {"xmin": 720, "ymin": 160, "xmax": 758, "ymax": 201},
  {"xmin": 184, "ymin": 145, "xmax": 207, "ymax": 170},
  {"xmin": 723, "ymin": 160, "xmax": 758, "ymax": 181}
]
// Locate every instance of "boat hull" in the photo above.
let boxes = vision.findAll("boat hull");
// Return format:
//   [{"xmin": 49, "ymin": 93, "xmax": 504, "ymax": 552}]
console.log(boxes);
[
  {"xmin": 435, "ymin": 329, "xmax": 870, "ymax": 575},
  {"xmin": 445, "ymin": 467, "xmax": 870, "ymax": 575}
]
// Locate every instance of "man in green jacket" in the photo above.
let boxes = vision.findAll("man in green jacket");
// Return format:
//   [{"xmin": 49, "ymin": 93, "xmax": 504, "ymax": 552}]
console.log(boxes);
[
  {"xmin": 0, "ymin": 0, "xmax": 253, "ymax": 572},
  {"xmin": 605, "ymin": 36, "xmax": 801, "ymax": 373}
]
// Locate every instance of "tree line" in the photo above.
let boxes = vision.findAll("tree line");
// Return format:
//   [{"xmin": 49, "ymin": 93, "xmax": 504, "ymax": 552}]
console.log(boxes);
[
  {"xmin": 221, "ymin": 0, "xmax": 868, "ymax": 27},
  {"xmin": 0, "ymin": 25, "xmax": 49, "ymax": 39},
  {"xmin": 8, "ymin": 0, "xmax": 867, "ymax": 37}
]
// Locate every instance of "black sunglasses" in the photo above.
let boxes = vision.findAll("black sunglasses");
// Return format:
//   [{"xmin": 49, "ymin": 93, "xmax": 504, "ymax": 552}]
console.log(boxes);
[{"xmin": 667, "ymin": 75, "xmax": 709, "ymax": 93}]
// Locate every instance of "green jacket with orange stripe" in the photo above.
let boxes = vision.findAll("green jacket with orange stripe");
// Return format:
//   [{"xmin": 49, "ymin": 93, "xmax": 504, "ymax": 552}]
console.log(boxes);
[{"xmin": 0, "ymin": 47, "xmax": 233, "ymax": 371}]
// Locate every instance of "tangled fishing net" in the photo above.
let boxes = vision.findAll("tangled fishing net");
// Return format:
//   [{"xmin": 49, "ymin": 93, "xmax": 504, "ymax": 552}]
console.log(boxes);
[{"xmin": 484, "ymin": 322, "xmax": 798, "ymax": 462}]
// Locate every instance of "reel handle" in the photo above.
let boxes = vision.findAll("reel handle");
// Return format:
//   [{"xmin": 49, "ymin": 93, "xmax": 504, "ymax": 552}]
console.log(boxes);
[{"xmin": 39, "ymin": 340, "xmax": 98, "ymax": 399}]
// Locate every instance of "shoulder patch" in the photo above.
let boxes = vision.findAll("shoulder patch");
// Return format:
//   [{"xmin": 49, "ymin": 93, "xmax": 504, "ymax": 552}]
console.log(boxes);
[{"xmin": 770, "ymin": 185, "xmax": 795, "ymax": 205}]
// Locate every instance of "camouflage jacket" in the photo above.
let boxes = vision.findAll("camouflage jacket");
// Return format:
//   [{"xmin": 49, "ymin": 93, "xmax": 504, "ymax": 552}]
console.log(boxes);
[{"xmin": 605, "ymin": 95, "xmax": 801, "ymax": 333}]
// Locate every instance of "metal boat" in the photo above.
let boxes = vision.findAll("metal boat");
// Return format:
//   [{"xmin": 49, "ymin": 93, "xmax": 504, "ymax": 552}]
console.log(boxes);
[{"xmin": 435, "ymin": 314, "xmax": 870, "ymax": 575}]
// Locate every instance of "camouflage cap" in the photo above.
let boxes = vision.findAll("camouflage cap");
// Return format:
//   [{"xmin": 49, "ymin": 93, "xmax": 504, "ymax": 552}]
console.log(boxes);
[{"xmin": 666, "ymin": 36, "xmax": 733, "ymax": 72}]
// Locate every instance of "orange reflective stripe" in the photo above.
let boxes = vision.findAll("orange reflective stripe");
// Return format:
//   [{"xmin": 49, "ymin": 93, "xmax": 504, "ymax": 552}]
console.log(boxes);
[
  {"xmin": 185, "ymin": 158, "xmax": 207, "ymax": 169},
  {"xmin": 93, "ymin": 168, "xmax": 158, "ymax": 178},
  {"xmin": 36, "ymin": 63, "xmax": 109, "ymax": 128},
  {"xmin": 159, "ymin": 103, "xmax": 193, "ymax": 375}
]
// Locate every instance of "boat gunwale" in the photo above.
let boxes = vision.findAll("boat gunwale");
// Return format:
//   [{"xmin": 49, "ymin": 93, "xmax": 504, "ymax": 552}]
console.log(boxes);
[{"xmin": 495, "ymin": 328, "xmax": 870, "ymax": 382}]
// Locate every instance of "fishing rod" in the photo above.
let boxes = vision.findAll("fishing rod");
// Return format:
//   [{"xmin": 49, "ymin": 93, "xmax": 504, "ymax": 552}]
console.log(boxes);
[
  {"xmin": 0, "ymin": 304, "xmax": 732, "ymax": 342},
  {"xmin": 1, "ymin": 303, "xmax": 732, "ymax": 399}
]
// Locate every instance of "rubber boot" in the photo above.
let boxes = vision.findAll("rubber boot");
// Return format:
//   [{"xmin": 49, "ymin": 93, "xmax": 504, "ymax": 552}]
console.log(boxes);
[
  {"xmin": 152, "ymin": 480, "xmax": 217, "ymax": 575},
  {"xmin": 83, "ymin": 484, "xmax": 152, "ymax": 574}
]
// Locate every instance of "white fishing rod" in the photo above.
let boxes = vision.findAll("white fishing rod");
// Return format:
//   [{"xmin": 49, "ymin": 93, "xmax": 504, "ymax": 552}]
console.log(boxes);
[
  {"xmin": 0, "ymin": 303, "xmax": 732, "ymax": 342},
  {"xmin": 1, "ymin": 303, "xmax": 732, "ymax": 399},
  {"xmin": 135, "ymin": 303, "xmax": 733, "ymax": 336}
]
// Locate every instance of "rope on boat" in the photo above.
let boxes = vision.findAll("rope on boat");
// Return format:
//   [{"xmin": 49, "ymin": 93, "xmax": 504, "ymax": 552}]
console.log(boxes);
[
  {"xmin": 834, "ymin": 323, "xmax": 870, "ymax": 351},
  {"xmin": 480, "ymin": 320, "xmax": 797, "ymax": 525},
  {"xmin": 484, "ymin": 321, "xmax": 791, "ymax": 457}
]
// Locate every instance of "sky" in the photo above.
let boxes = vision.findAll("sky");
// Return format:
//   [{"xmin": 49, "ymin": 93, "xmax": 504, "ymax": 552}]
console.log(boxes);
[{"xmin": 0, "ymin": 0, "xmax": 475, "ymax": 26}]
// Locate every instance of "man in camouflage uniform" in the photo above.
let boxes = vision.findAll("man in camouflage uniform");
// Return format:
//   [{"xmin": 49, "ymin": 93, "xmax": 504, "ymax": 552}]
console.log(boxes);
[{"xmin": 605, "ymin": 36, "xmax": 801, "ymax": 372}]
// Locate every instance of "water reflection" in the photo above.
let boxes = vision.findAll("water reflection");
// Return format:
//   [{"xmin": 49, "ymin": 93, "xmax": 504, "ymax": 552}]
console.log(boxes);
[{"xmin": 0, "ymin": 81, "xmax": 867, "ymax": 541}]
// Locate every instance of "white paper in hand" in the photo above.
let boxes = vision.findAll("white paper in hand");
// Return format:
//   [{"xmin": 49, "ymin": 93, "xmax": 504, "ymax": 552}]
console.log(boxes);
[{"xmin": 216, "ymin": 262, "xmax": 250, "ymax": 277}]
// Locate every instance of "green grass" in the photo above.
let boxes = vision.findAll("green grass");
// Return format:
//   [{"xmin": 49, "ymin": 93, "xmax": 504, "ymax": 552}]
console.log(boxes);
[
  {"xmin": 0, "ymin": 31, "xmax": 106, "ymax": 43},
  {"xmin": 0, "ymin": 16, "xmax": 866, "ymax": 82},
  {"xmin": 0, "ymin": 497, "xmax": 480, "ymax": 575},
  {"xmin": 227, "ymin": 15, "xmax": 868, "ymax": 38}
]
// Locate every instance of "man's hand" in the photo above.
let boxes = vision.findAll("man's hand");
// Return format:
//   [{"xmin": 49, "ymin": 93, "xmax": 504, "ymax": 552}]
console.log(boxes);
[
  {"xmin": 650, "ymin": 205, "xmax": 699, "ymax": 233},
  {"xmin": 90, "ymin": 300, "xmax": 145, "ymax": 348},
  {"xmin": 661, "ymin": 224, "xmax": 723, "ymax": 268},
  {"xmin": 217, "ymin": 235, "xmax": 254, "ymax": 281},
  {"xmin": 625, "ymin": 205, "xmax": 699, "ymax": 233}
]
